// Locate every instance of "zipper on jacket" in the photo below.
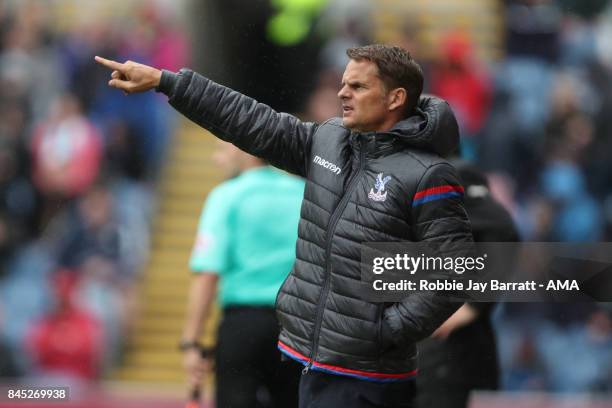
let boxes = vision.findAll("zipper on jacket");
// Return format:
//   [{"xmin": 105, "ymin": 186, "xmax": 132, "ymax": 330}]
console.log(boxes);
[{"xmin": 304, "ymin": 135, "xmax": 368, "ymax": 374}]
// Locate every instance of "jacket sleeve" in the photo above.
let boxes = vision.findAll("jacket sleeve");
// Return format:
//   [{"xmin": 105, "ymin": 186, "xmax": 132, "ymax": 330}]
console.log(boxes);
[
  {"xmin": 382, "ymin": 163, "xmax": 473, "ymax": 345},
  {"xmin": 157, "ymin": 69, "xmax": 317, "ymax": 177}
]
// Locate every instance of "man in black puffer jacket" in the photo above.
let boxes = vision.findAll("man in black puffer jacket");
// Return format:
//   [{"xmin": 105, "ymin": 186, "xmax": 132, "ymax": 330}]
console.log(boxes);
[{"xmin": 95, "ymin": 44, "xmax": 473, "ymax": 408}]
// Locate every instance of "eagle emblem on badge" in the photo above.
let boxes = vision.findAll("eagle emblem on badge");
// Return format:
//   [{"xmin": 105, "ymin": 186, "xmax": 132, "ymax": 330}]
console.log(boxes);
[{"xmin": 368, "ymin": 173, "xmax": 392, "ymax": 202}]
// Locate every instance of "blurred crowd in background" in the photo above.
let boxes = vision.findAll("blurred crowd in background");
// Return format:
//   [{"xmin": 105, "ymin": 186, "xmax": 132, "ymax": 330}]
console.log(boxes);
[
  {"xmin": 0, "ymin": 0, "xmax": 611, "ymax": 398},
  {"xmin": 0, "ymin": 0, "xmax": 189, "ymax": 386}
]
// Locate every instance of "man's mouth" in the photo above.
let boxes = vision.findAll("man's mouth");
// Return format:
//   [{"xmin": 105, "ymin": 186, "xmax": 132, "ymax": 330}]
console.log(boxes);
[{"xmin": 342, "ymin": 106, "xmax": 353, "ymax": 114}]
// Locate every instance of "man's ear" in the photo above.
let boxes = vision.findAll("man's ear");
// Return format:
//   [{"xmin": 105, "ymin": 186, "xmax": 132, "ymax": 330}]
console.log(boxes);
[{"xmin": 387, "ymin": 88, "xmax": 407, "ymax": 112}]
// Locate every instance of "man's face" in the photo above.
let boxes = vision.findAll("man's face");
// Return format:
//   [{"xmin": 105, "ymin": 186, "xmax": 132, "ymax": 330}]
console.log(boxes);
[{"xmin": 338, "ymin": 59, "xmax": 391, "ymax": 132}]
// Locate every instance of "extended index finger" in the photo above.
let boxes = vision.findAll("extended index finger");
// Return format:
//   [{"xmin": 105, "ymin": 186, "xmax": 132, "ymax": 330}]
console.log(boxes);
[{"xmin": 95, "ymin": 56, "xmax": 124, "ymax": 72}]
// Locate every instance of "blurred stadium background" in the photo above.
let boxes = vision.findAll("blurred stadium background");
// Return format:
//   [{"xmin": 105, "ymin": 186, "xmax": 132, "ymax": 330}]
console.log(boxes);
[{"xmin": 0, "ymin": 0, "xmax": 610, "ymax": 407}]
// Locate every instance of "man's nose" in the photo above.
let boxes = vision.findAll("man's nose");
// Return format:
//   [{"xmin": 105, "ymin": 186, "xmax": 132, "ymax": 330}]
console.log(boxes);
[{"xmin": 337, "ymin": 86, "xmax": 349, "ymax": 99}]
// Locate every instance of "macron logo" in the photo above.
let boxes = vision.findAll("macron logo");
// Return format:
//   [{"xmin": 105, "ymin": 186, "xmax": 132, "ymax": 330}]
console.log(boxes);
[{"xmin": 313, "ymin": 155, "xmax": 341, "ymax": 175}]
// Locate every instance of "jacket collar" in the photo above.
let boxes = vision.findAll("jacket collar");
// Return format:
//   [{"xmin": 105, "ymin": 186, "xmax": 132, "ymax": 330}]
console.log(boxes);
[
  {"xmin": 348, "ymin": 95, "xmax": 460, "ymax": 159},
  {"xmin": 350, "ymin": 132, "xmax": 398, "ymax": 159}
]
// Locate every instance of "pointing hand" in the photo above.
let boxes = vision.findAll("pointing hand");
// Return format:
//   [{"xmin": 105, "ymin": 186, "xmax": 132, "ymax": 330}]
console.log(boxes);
[{"xmin": 94, "ymin": 56, "xmax": 162, "ymax": 94}]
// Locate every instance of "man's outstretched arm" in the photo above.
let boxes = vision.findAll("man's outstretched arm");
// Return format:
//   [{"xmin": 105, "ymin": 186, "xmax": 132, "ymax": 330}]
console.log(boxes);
[{"xmin": 95, "ymin": 56, "xmax": 316, "ymax": 177}]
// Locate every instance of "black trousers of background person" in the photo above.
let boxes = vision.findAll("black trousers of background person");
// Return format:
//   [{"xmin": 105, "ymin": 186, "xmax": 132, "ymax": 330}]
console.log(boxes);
[
  {"xmin": 216, "ymin": 306, "xmax": 300, "ymax": 408},
  {"xmin": 299, "ymin": 370, "xmax": 416, "ymax": 408}
]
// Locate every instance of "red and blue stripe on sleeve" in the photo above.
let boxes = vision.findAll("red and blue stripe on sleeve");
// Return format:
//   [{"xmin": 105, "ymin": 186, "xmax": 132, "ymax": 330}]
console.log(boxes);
[{"xmin": 412, "ymin": 185, "xmax": 464, "ymax": 207}]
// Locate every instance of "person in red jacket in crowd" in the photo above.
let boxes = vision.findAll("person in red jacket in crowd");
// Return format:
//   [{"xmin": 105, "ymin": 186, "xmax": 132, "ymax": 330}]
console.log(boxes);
[
  {"xmin": 27, "ymin": 270, "xmax": 103, "ymax": 381},
  {"xmin": 430, "ymin": 32, "xmax": 492, "ymax": 142}
]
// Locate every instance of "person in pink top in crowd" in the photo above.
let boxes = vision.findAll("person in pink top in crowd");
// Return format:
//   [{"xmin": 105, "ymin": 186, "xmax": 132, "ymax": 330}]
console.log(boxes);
[{"xmin": 30, "ymin": 94, "xmax": 103, "ymax": 199}]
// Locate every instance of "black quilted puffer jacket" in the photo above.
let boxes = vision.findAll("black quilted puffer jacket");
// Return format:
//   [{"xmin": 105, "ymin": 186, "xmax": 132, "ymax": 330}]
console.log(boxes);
[{"xmin": 158, "ymin": 69, "xmax": 473, "ymax": 382}]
